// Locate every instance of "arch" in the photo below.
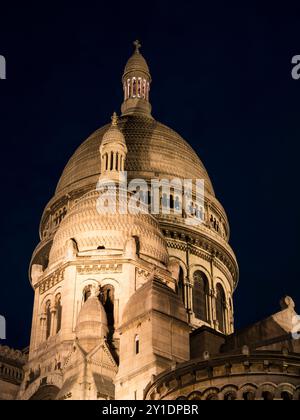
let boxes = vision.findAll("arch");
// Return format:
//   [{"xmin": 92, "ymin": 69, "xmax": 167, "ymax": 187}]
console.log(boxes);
[
  {"xmin": 135, "ymin": 334, "xmax": 140, "ymax": 355},
  {"xmin": 110, "ymin": 151, "xmax": 114, "ymax": 170},
  {"xmin": 45, "ymin": 300, "xmax": 51, "ymax": 339},
  {"xmin": 81, "ymin": 279, "xmax": 100, "ymax": 302},
  {"xmin": 257, "ymin": 383, "xmax": 277, "ymax": 400},
  {"xmin": 29, "ymin": 385, "xmax": 60, "ymax": 400},
  {"xmin": 190, "ymin": 264, "xmax": 212, "ymax": 287},
  {"xmin": 188, "ymin": 391, "xmax": 201, "ymax": 400},
  {"xmin": 83, "ymin": 284, "xmax": 93, "ymax": 302},
  {"xmin": 100, "ymin": 284, "xmax": 115, "ymax": 341},
  {"xmin": 132, "ymin": 77, "xmax": 137, "ymax": 97},
  {"xmin": 216, "ymin": 283, "xmax": 226, "ymax": 333},
  {"xmin": 105, "ymin": 153, "xmax": 108, "ymax": 171},
  {"xmin": 137, "ymin": 77, "xmax": 142, "ymax": 97},
  {"xmin": 223, "ymin": 392, "xmax": 236, "ymax": 400},
  {"xmin": 202, "ymin": 387, "xmax": 219, "ymax": 400},
  {"xmin": 192, "ymin": 271, "xmax": 209, "ymax": 322},
  {"xmin": 127, "ymin": 78, "xmax": 130, "ymax": 99},
  {"xmin": 177, "ymin": 266, "xmax": 185, "ymax": 305},
  {"xmin": 281, "ymin": 391, "xmax": 293, "ymax": 400},
  {"xmin": 238, "ymin": 383, "xmax": 258, "ymax": 400},
  {"xmin": 115, "ymin": 152, "xmax": 119, "ymax": 171},
  {"xmin": 262, "ymin": 391, "xmax": 274, "ymax": 401},
  {"xmin": 276, "ymin": 383, "xmax": 296, "ymax": 400},
  {"xmin": 220, "ymin": 385, "xmax": 238, "ymax": 400},
  {"xmin": 55, "ymin": 294, "xmax": 62, "ymax": 334}
]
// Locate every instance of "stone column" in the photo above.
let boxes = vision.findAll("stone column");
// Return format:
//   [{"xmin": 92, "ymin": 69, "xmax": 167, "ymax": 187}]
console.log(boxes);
[
  {"xmin": 50, "ymin": 305, "xmax": 57, "ymax": 337},
  {"xmin": 208, "ymin": 289, "xmax": 214, "ymax": 326},
  {"xmin": 39, "ymin": 313, "xmax": 47, "ymax": 345},
  {"xmin": 211, "ymin": 288, "xmax": 218, "ymax": 330}
]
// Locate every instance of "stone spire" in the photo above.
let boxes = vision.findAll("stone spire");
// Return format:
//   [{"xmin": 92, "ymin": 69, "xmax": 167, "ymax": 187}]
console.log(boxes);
[
  {"xmin": 99, "ymin": 112, "xmax": 128, "ymax": 182},
  {"xmin": 121, "ymin": 40, "xmax": 152, "ymax": 117}
]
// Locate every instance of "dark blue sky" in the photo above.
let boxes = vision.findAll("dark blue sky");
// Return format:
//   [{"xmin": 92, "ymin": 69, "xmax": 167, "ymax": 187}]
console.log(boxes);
[{"xmin": 0, "ymin": 1, "xmax": 300, "ymax": 349}]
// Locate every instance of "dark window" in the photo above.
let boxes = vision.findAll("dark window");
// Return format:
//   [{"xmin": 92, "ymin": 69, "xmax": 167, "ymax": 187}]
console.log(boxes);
[
  {"xmin": 135, "ymin": 335, "xmax": 140, "ymax": 354},
  {"xmin": 243, "ymin": 392, "xmax": 255, "ymax": 401},
  {"xmin": 177, "ymin": 267, "xmax": 185, "ymax": 305},
  {"xmin": 100, "ymin": 285, "xmax": 115, "ymax": 341},
  {"xmin": 216, "ymin": 284, "xmax": 226, "ymax": 333},
  {"xmin": 110, "ymin": 152, "xmax": 114, "ymax": 170},
  {"xmin": 262, "ymin": 391, "xmax": 274, "ymax": 401},
  {"xmin": 83, "ymin": 286, "xmax": 92, "ymax": 302},
  {"xmin": 192, "ymin": 271, "xmax": 209, "ymax": 322},
  {"xmin": 115, "ymin": 153, "xmax": 119, "ymax": 170},
  {"xmin": 224, "ymin": 392, "xmax": 236, "ymax": 400},
  {"xmin": 281, "ymin": 392, "xmax": 292, "ymax": 400},
  {"xmin": 46, "ymin": 301, "xmax": 51, "ymax": 339},
  {"xmin": 55, "ymin": 295, "xmax": 62, "ymax": 334}
]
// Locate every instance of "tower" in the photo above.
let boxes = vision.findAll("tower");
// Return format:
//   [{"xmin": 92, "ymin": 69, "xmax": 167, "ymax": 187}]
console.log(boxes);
[{"xmin": 19, "ymin": 41, "xmax": 238, "ymax": 400}]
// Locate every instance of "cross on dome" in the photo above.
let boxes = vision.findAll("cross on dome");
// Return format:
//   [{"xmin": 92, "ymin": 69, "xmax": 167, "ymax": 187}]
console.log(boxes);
[{"xmin": 134, "ymin": 40, "xmax": 141, "ymax": 53}]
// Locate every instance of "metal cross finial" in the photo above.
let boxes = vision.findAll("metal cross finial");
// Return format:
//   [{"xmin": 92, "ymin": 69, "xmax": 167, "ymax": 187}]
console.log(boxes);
[
  {"xmin": 111, "ymin": 112, "xmax": 118, "ymax": 126},
  {"xmin": 134, "ymin": 40, "xmax": 141, "ymax": 53}
]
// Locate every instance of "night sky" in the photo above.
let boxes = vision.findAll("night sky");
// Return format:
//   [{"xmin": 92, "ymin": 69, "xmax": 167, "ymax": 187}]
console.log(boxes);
[{"xmin": 1, "ymin": 1, "xmax": 300, "ymax": 349}]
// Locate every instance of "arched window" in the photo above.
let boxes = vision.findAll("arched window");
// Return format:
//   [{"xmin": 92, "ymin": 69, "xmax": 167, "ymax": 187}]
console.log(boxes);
[
  {"xmin": 55, "ymin": 294, "xmax": 62, "ymax": 334},
  {"xmin": 216, "ymin": 284, "xmax": 226, "ymax": 333},
  {"xmin": 135, "ymin": 335, "xmax": 140, "ymax": 354},
  {"xmin": 281, "ymin": 392, "xmax": 292, "ymax": 400},
  {"xmin": 177, "ymin": 266, "xmax": 185, "ymax": 305},
  {"xmin": 192, "ymin": 271, "xmax": 209, "ymax": 322},
  {"xmin": 115, "ymin": 152, "xmax": 119, "ymax": 170},
  {"xmin": 137, "ymin": 78, "xmax": 142, "ymax": 97},
  {"xmin": 100, "ymin": 285, "xmax": 115, "ymax": 341},
  {"xmin": 83, "ymin": 285, "xmax": 92, "ymax": 302},
  {"xmin": 224, "ymin": 392, "xmax": 236, "ymax": 400},
  {"xmin": 105, "ymin": 153, "xmax": 108, "ymax": 171},
  {"xmin": 142, "ymin": 79, "xmax": 146, "ymax": 98},
  {"xmin": 243, "ymin": 391, "xmax": 255, "ymax": 401},
  {"xmin": 262, "ymin": 391, "xmax": 274, "ymax": 401},
  {"xmin": 132, "ymin": 78, "xmax": 137, "ymax": 97},
  {"xmin": 45, "ymin": 301, "xmax": 51, "ymax": 339},
  {"xmin": 170, "ymin": 194, "xmax": 174, "ymax": 210},
  {"xmin": 127, "ymin": 79, "xmax": 130, "ymax": 99},
  {"xmin": 110, "ymin": 151, "xmax": 114, "ymax": 170}
]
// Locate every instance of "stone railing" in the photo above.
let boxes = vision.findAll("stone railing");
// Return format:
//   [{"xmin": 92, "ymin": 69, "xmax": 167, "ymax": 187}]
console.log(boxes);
[
  {"xmin": 0, "ymin": 345, "xmax": 27, "ymax": 385},
  {"xmin": 144, "ymin": 350, "xmax": 300, "ymax": 400}
]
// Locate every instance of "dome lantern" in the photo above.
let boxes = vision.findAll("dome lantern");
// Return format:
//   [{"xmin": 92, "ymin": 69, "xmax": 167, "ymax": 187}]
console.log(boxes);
[
  {"xmin": 121, "ymin": 40, "xmax": 152, "ymax": 117},
  {"xmin": 99, "ymin": 112, "xmax": 128, "ymax": 183}
]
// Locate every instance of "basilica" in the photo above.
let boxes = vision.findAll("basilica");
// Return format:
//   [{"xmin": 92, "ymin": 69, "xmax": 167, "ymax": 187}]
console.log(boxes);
[{"xmin": 0, "ymin": 42, "xmax": 299, "ymax": 400}]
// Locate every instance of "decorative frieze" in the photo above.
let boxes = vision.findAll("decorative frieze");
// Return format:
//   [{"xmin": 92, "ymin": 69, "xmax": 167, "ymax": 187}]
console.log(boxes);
[
  {"xmin": 77, "ymin": 263, "xmax": 123, "ymax": 275},
  {"xmin": 39, "ymin": 270, "xmax": 64, "ymax": 295}
]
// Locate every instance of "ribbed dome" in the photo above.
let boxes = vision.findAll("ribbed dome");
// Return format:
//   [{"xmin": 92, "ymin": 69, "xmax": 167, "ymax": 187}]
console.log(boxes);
[
  {"xmin": 102, "ymin": 112, "xmax": 126, "ymax": 146},
  {"xmin": 48, "ymin": 189, "xmax": 169, "ymax": 266},
  {"xmin": 55, "ymin": 114, "xmax": 215, "ymax": 197},
  {"xmin": 123, "ymin": 50, "xmax": 150, "ymax": 77}
]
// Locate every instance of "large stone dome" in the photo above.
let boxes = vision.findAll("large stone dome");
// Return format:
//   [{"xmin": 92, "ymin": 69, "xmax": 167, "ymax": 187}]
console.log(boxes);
[
  {"xmin": 55, "ymin": 114, "xmax": 215, "ymax": 198},
  {"xmin": 48, "ymin": 189, "xmax": 169, "ymax": 267}
]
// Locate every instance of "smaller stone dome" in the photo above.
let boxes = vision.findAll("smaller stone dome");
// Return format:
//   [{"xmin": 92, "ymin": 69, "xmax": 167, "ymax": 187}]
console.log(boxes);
[
  {"xmin": 101, "ymin": 112, "xmax": 126, "ymax": 147},
  {"xmin": 76, "ymin": 294, "xmax": 108, "ymax": 352},
  {"xmin": 48, "ymin": 189, "xmax": 169, "ymax": 266}
]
